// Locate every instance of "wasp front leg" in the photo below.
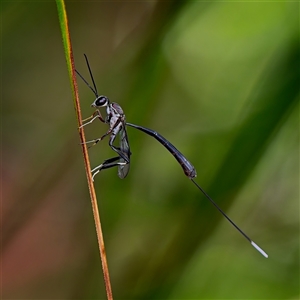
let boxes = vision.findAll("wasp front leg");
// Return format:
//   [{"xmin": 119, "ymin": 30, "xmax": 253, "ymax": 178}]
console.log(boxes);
[{"xmin": 80, "ymin": 109, "xmax": 105, "ymax": 128}]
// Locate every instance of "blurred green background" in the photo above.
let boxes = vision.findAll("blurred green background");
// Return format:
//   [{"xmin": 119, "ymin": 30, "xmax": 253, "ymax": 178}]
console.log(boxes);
[{"xmin": 2, "ymin": 1, "xmax": 299, "ymax": 299}]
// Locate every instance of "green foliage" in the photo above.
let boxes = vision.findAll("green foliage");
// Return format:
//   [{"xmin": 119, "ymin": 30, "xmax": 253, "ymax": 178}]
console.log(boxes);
[{"xmin": 2, "ymin": 1, "xmax": 299, "ymax": 299}]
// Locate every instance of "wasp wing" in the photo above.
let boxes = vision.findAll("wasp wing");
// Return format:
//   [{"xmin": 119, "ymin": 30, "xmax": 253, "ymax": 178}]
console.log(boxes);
[{"xmin": 118, "ymin": 125, "xmax": 131, "ymax": 179}]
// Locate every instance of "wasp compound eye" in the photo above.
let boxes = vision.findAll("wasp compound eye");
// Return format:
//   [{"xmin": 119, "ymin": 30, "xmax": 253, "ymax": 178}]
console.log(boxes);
[{"xmin": 93, "ymin": 96, "xmax": 109, "ymax": 107}]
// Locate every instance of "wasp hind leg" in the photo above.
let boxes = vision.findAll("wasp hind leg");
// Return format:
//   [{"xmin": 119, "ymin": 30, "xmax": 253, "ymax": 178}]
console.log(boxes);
[{"xmin": 91, "ymin": 156, "xmax": 127, "ymax": 181}]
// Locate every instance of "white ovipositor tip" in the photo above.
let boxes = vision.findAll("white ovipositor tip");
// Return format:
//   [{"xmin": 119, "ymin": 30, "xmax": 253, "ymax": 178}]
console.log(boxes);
[{"xmin": 251, "ymin": 241, "xmax": 268, "ymax": 258}]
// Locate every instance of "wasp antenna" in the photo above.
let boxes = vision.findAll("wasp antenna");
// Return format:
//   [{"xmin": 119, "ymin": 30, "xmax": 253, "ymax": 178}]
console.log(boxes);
[
  {"xmin": 75, "ymin": 69, "xmax": 98, "ymax": 97},
  {"xmin": 84, "ymin": 54, "xmax": 98, "ymax": 96}
]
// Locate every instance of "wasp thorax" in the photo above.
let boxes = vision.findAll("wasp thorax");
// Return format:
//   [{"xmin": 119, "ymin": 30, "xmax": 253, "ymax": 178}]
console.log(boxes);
[{"xmin": 92, "ymin": 96, "xmax": 109, "ymax": 108}]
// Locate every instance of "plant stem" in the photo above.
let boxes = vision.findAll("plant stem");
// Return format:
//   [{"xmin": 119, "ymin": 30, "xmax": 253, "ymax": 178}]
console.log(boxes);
[{"xmin": 56, "ymin": 1, "xmax": 113, "ymax": 299}]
